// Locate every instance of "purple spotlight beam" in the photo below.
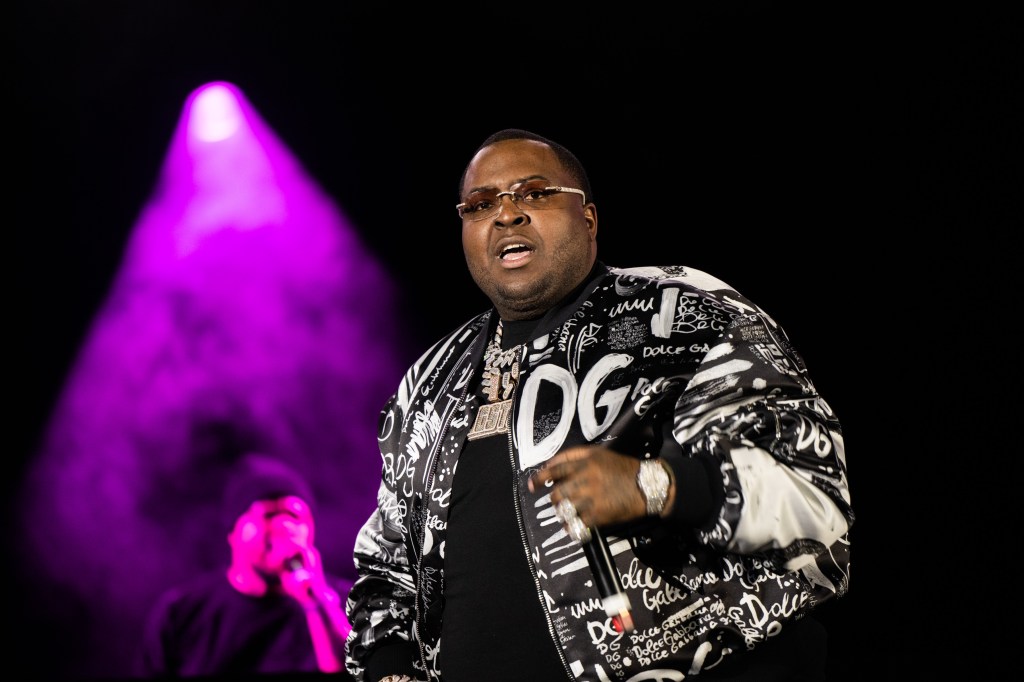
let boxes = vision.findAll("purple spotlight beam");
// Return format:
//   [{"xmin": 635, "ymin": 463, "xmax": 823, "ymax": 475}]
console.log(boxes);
[{"xmin": 15, "ymin": 81, "xmax": 407, "ymax": 680}]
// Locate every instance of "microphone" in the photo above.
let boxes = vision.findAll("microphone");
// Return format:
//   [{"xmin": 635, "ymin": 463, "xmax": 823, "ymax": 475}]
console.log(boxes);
[
  {"xmin": 582, "ymin": 527, "xmax": 634, "ymax": 633},
  {"xmin": 285, "ymin": 554, "xmax": 313, "ymax": 588},
  {"xmin": 579, "ymin": 378, "xmax": 684, "ymax": 635}
]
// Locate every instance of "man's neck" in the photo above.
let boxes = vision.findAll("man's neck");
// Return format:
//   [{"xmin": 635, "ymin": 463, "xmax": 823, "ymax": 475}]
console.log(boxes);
[{"xmin": 497, "ymin": 261, "xmax": 606, "ymax": 349}]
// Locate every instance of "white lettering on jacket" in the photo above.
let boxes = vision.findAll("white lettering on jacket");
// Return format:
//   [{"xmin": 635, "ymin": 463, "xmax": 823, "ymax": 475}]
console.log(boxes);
[{"xmin": 516, "ymin": 353, "xmax": 634, "ymax": 470}]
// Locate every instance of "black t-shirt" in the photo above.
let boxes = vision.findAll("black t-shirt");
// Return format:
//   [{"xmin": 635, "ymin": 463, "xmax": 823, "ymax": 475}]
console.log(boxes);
[
  {"xmin": 439, "ymin": 317, "xmax": 567, "ymax": 680},
  {"xmin": 135, "ymin": 571, "xmax": 352, "ymax": 677}
]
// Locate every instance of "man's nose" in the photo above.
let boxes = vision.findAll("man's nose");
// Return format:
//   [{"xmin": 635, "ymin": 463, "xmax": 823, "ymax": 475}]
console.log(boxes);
[{"xmin": 493, "ymin": 193, "xmax": 529, "ymax": 227}]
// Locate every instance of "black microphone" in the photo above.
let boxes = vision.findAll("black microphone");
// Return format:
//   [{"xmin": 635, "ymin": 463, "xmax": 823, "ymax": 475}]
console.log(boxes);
[
  {"xmin": 581, "ymin": 377, "xmax": 684, "ymax": 635},
  {"xmin": 582, "ymin": 527, "xmax": 634, "ymax": 633}
]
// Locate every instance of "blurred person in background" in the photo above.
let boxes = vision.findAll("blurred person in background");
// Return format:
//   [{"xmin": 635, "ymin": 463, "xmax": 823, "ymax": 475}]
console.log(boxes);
[{"xmin": 135, "ymin": 453, "xmax": 352, "ymax": 677}]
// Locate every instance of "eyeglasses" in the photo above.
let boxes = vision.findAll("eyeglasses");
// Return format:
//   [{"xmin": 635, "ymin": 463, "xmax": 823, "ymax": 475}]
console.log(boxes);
[{"xmin": 456, "ymin": 180, "xmax": 586, "ymax": 221}]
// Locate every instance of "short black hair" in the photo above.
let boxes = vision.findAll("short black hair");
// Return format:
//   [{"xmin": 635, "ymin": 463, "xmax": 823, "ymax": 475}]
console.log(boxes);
[
  {"xmin": 459, "ymin": 128, "xmax": 593, "ymax": 204},
  {"xmin": 221, "ymin": 453, "xmax": 315, "ymax": 530}
]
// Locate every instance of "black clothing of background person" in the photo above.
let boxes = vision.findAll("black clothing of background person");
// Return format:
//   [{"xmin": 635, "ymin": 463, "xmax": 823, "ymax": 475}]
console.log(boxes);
[{"xmin": 136, "ymin": 454, "xmax": 352, "ymax": 677}]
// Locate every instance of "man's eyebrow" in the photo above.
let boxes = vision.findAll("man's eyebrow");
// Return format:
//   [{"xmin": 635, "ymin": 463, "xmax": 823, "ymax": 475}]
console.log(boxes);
[
  {"xmin": 511, "ymin": 175, "xmax": 549, "ymax": 186},
  {"xmin": 465, "ymin": 175, "xmax": 549, "ymax": 195},
  {"xmin": 262, "ymin": 509, "xmax": 302, "ymax": 519}
]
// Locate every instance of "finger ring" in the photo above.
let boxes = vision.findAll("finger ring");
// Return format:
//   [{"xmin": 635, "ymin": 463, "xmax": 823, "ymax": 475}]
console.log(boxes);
[
  {"xmin": 556, "ymin": 498, "xmax": 577, "ymax": 523},
  {"xmin": 566, "ymin": 515, "xmax": 591, "ymax": 544}
]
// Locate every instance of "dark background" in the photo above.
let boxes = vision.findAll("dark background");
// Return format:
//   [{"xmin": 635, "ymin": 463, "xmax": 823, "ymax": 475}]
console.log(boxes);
[{"xmin": 11, "ymin": 1, "xmax": 1019, "ymax": 679}]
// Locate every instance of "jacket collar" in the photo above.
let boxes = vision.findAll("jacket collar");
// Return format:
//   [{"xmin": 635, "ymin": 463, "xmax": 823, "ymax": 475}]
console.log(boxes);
[{"xmin": 488, "ymin": 260, "xmax": 610, "ymax": 351}]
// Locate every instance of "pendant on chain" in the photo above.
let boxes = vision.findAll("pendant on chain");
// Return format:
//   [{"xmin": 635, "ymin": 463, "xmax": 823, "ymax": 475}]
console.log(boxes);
[
  {"xmin": 468, "ymin": 323, "xmax": 521, "ymax": 440},
  {"xmin": 467, "ymin": 361, "xmax": 518, "ymax": 440}
]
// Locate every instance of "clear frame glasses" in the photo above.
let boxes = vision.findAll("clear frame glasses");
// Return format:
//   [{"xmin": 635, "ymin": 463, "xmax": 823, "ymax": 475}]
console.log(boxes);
[{"xmin": 456, "ymin": 180, "xmax": 586, "ymax": 221}]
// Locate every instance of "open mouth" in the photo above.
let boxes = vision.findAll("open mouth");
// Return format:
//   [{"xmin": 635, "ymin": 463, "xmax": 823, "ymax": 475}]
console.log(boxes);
[{"xmin": 499, "ymin": 243, "xmax": 532, "ymax": 260}]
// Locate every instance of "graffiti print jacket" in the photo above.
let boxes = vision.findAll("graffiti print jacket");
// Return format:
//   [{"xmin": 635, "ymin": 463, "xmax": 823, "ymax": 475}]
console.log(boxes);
[{"xmin": 345, "ymin": 264, "xmax": 852, "ymax": 681}]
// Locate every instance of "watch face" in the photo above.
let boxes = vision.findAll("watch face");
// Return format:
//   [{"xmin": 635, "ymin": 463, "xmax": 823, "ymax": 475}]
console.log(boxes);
[{"xmin": 639, "ymin": 459, "xmax": 670, "ymax": 515}]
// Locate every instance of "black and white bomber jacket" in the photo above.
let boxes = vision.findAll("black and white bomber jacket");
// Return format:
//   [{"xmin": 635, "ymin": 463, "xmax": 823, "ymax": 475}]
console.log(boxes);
[{"xmin": 346, "ymin": 264, "xmax": 852, "ymax": 681}]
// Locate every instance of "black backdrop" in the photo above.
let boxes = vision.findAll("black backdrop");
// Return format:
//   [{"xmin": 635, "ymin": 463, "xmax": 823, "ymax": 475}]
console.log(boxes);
[{"xmin": 11, "ymin": 2, "xmax": 1019, "ymax": 679}]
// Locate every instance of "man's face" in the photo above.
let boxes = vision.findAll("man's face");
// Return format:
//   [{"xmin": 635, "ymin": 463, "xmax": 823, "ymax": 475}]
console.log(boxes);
[
  {"xmin": 228, "ymin": 495, "xmax": 314, "ymax": 575},
  {"xmin": 460, "ymin": 139, "xmax": 597, "ymax": 321}
]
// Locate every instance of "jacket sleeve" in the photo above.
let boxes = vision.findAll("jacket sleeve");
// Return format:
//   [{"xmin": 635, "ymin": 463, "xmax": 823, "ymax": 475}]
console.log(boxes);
[
  {"xmin": 345, "ymin": 321, "xmax": 481, "ymax": 680},
  {"xmin": 670, "ymin": 304, "xmax": 852, "ymax": 573},
  {"xmin": 345, "ymin": 394, "xmax": 421, "ymax": 681}
]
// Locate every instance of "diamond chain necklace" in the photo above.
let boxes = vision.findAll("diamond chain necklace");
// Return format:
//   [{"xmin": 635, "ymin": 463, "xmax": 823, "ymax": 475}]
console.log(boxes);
[{"xmin": 467, "ymin": 320, "xmax": 522, "ymax": 439}]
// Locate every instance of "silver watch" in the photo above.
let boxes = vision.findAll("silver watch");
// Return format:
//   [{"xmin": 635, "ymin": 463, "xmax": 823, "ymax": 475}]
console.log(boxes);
[{"xmin": 637, "ymin": 458, "xmax": 670, "ymax": 516}]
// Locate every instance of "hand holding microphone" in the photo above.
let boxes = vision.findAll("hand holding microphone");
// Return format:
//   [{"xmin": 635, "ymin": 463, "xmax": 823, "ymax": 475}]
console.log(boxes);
[
  {"xmin": 531, "ymin": 446, "xmax": 660, "ymax": 634},
  {"xmin": 554, "ymin": 495, "xmax": 634, "ymax": 633},
  {"xmin": 538, "ymin": 383, "xmax": 680, "ymax": 633},
  {"xmin": 277, "ymin": 544, "xmax": 323, "ymax": 607}
]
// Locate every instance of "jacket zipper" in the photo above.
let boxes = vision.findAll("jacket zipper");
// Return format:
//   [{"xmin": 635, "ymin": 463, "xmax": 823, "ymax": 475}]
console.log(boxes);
[
  {"xmin": 413, "ymin": 361, "xmax": 474, "ymax": 679},
  {"xmin": 507, "ymin": 344, "xmax": 576, "ymax": 681}
]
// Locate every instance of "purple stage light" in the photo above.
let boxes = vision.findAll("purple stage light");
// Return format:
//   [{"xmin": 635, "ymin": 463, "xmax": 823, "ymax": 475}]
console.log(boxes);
[{"xmin": 15, "ymin": 81, "xmax": 407, "ymax": 679}]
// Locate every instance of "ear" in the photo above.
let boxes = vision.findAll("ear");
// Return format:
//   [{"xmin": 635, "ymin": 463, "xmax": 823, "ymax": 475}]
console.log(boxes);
[{"xmin": 584, "ymin": 203, "xmax": 598, "ymax": 240}]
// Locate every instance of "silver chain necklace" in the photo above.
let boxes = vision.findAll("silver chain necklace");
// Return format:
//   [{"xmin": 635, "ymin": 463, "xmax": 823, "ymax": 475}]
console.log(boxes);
[{"xmin": 467, "ymin": 320, "xmax": 522, "ymax": 440}]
